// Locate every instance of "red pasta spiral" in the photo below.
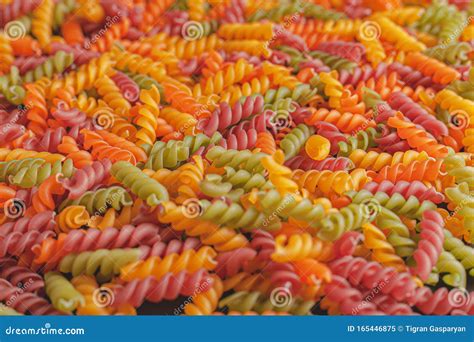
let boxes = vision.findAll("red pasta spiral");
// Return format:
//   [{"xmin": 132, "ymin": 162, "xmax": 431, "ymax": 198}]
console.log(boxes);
[
  {"xmin": 111, "ymin": 71, "xmax": 140, "ymax": 102},
  {"xmin": 111, "ymin": 270, "xmax": 213, "ymax": 307},
  {"xmin": 264, "ymin": 261, "xmax": 303, "ymax": 294},
  {"xmin": 0, "ymin": 258, "xmax": 44, "ymax": 292},
  {"xmin": 409, "ymin": 287, "xmax": 474, "ymax": 315},
  {"xmin": 330, "ymin": 256, "xmax": 418, "ymax": 301},
  {"xmin": 338, "ymin": 63, "xmax": 389, "ymax": 87},
  {"xmin": 317, "ymin": 41, "xmax": 366, "ymax": 62},
  {"xmin": 139, "ymin": 238, "xmax": 201, "ymax": 259},
  {"xmin": 197, "ymin": 95, "xmax": 264, "ymax": 136},
  {"xmin": 215, "ymin": 247, "xmax": 257, "ymax": 278},
  {"xmin": 0, "ymin": 279, "xmax": 64, "ymax": 315},
  {"xmin": 388, "ymin": 62, "xmax": 439, "ymax": 89},
  {"xmin": 363, "ymin": 180, "xmax": 445, "ymax": 203},
  {"xmin": 250, "ymin": 230, "xmax": 275, "ymax": 262},
  {"xmin": 387, "ymin": 91, "xmax": 448, "ymax": 137},
  {"xmin": 0, "ymin": 230, "xmax": 55, "ymax": 258},
  {"xmin": 410, "ymin": 211, "xmax": 444, "ymax": 281},
  {"xmin": 374, "ymin": 125, "xmax": 410, "ymax": 153},
  {"xmin": 60, "ymin": 159, "xmax": 112, "ymax": 200},
  {"xmin": 0, "ymin": 211, "xmax": 56, "ymax": 235},
  {"xmin": 219, "ymin": 127, "xmax": 258, "ymax": 150},
  {"xmin": 285, "ymin": 156, "xmax": 352, "ymax": 171},
  {"xmin": 32, "ymin": 224, "xmax": 161, "ymax": 265}
]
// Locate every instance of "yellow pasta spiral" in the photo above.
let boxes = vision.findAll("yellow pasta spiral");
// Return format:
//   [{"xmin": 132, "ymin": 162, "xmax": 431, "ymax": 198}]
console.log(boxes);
[
  {"xmin": 217, "ymin": 23, "xmax": 274, "ymax": 40},
  {"xmin": 348, "ymin": 149, "xmax": 430, "ymax": 171},
  {"xmin": 57, "ymin": 206, "xmax": 91, "ymax": 233},
  {"xmin": 272, "ymin": 233, "xmax": 334, "ymax": 262},
  {"xmin": 158, "ymin": 201, "xmax": 249, "ymax": 252},
  {"xmin": 95, "ymin": 75, "xmax": 131, "ymax": 116},
  {"xmin": 120, "ymin": 246, "xmax": 218, "ymax": 281},
  {"xmin": 362, "ymin": 223, "xmax": 407, "ymax": 272},
  {"xmin": 184, "ymin": 275, "xmax": 224, "ymax": 315},
  {"xmin": 373, "ymin": 16, "xmax": 425, "ymax": 53},
  {"xmin": 262, "ymin": 62, "xmax": 300, "ymax": 90},
  {"xmin": 134, "ymin": 85, "xmax": 160, "ymax": 147},
  {"xmin": 32, "ymin": 0, "xmax": 53, "ymax": 48},
  {"xmin": 319, "ymin": 71, "xmax": 344, "ymax": 109},
  {"xmin": 221, "ymin": 40, "xmax": 271, "ymax": 58},
  {"xmin": 112, "ymin": 50, "xmax": 166, "ymax": 83},
  {"xmin": 219, "ymin": 75, "xmax": 272, "ymax": 105},
  {"xmin": 222, "ymin": 272, "xmax": 272, "ymax": 294},
  {"xmin": 262, "ymin": 150, "xmax": 299, "ymax": 195},
  {"xmin": 0, "ymin": 148, "xmax": 65, "ymax": 163},
  {"xmin": 160, "ymin": 107, "xmax": 197, "ymax": 135}
]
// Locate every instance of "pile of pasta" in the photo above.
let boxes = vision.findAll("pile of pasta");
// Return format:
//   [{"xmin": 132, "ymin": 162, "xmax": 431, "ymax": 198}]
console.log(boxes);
[{"xmin": 0, "ymin": 0, "xmax": 473, "ymax": 316}]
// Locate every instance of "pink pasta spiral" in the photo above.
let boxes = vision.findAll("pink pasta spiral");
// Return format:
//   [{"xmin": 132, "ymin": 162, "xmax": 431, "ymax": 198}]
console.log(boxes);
[
  {"xmin": 339, "ymin": 64, "xmax": 388, "ymax": 87},
  {"xmin": 60, "ymin": 159, "xmax": 112, "ymax": 199},
  {"xmin": 388, "ymin": 62, "xmax": 439, "ymax": 89},
  {"xmin": 111, "ymin": 270, "xmax": 213, "ymax": 307},
  {"xmin": 0, "ymin": 230, "xmax": 55, "ymax": 258},
  {"xmin": 0, "ymin": 211, "xmax": 56, "ymax": 234},
  {"xmin": 139, "ymin": 238, "xmax": 201, "ymax": 259},
  {"xmin": 0, "ymin": 0, "xmax": 42, "ymax": 26},
  {"xmin": 363, "ymin": 180, "xmax": 445, "ymax": 204},
  {"xmin": 264, "ymin": 261, "xmax": 302, "ymax": 293},
  {"xmin": 330, "ymin": 256, "xmax": 417, "ymax": 301},
  {"xmin": 387, "ymin": 92, "xmax": 448, "ymax": 136},
  {"xmin": 0, "ymin": 279, "xmax": 64, "ymax": 315},
  {"xmin": 324, "ymin": 275, "xmax": 383, "ymax": 315},
  {"xmin": 332, "ymin": 231, "xmax": 363, "ymax": 258},
  {"xmin": 0, "ymin": 258, "xmax": 44, "ymax": 292},
  {"xmin": 312, "ymin": 121, "xmax": 347, "ymax": 154},
  {"xmin": 111, "ymin": 71, "xmax": 140, "ymax": 102},
  {"xmin": 374, "ymin": 125, "xmax": 410, "ymax": 153},
  {"xmin": 13, "ymin": 56, "xmax": 48, "ymax": 75},
  {"xmin": 215, "ymin": 247, "xmax": 257, "ymax": 278},
  {"xmin": 410, "ymin": 287, "xmax": 474, "ymax": 315},
  {"xmin": 49, "ymin": 43, "xmax": 100, "ymax": 66},
  {"xmin": 219, "ymin": 127, "xmax": 258, "ymax": 150},
  {"xmin": 410, "ymin": 211, "xmax": 444, "ymax": 281},
  {"xmin": 285, "ymin": 156, "xmax": 353, "ymax": 171},
  {"xmin": 250, "ymin": 230, "xmax": 275, "ymax": 262},
  {"xmin": 317, "ymin": 41, "xmax": 366, "ymax": 62},
  {"xmin": 197, "ymin": 95, "xmax": 264, "ymax": 136},
  {"xmin": 51, "ymin": 103, "xmax": 88, "ymax": 128}
]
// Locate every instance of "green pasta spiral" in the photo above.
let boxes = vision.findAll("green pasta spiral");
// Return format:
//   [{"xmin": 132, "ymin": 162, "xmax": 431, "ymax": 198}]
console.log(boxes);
[
  {"xmin": 315, "ymin": 203, "xmax": 373, "ymax": 241},
  {"xmin": 206, "ymin": 146, "xmax": 267, "ymax": 173},
  {"xmin": 263, "ymin": 84, "xmax": 317, "ymax": 108},
  {"xmin": 59, "ymin": 186, "xmax": 133, "ymax": 214},
  {"xmin": 219, "ymin": 291, "xmax": 315, "ymax": 315},
  {"xmin": 444, "ymin": 229, "xmax": 474, "ymax": 276},
  {"xmin": 199, "ymin": 199, "xmax": 274, "ymax": 231},
  {"xmin": 144, "ymin": 133, "xmax": 221, "ymax": 170},
  {"xmin": 434, "ymin": 250, "xmax": 466, "ymax": 288},
  {"xmin": 338, "ymin": 126, "xmax": 380, "ymax": 156},
  {"xmin": 443, "ymin": 154, "xmax": 474, "ymax": 187},
  {"xmin": 59, "ymin": 248, "xmax": 141, "ymax": 282},
  {"xmin": 0, "ymin": 158, "xmax": 74, "ymax": 188},
  {"xmin": 424, "ymin": 42, "xmax": 471, "ymax": 65},
  {"xmin": 445, "ymin": 183, "xmax": 474, "ymax": 242},
  {"xmin": 0, "ymin": 66, "xmax": 24, "ymax": 105},
  {"xmin": 308, "ymin": 51, "xmax": 357, "ymax": 72},
  {"xmin": 111, "ymin": 161, "xmax": 169, "ymax": 206},
  {"xmin": 375, "ymin": 207, "xmax": 415, "ymax": 257},
  {"xmin": 279, "ymin": 124, "xmax": 314, "ymax": 159},
  {"xmin": 23, "ymin": 51, "xmax": 74, "ymax": 83},
  {"xmin": 256, "ymin": 189, "xmax": 325, "ymax": 228},
  {"xmin": 53, "ymin": 0, "xmax": 76, "ymax": 28},
  {"xmin": 44, "ymin": 272, "xmax": 84, "ymax": 313},
  {"xmin": 346, "ymin": 189, "xmax": 436, "ymax": 219}
]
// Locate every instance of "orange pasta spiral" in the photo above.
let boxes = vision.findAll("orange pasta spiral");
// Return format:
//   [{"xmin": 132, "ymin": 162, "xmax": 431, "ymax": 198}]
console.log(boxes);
[
  {"xmin": 362, "ymin": 223, "xmax": 406, "ymax": 272},
  {"xmin": 58, "ymin": 136, "xmax": 93, "ymax": 169},
  {"xmin": 368, "ymin": 158, "xmax": 443, "ymax": 183},
  {"xmin": 255, "ymin": 132, "xmax": 277, "ymax": 155},
  {"xmin": 348, "ymin": 149, "xmax": 429, "ymax": 171},
  {"xmin": 120, "ymin": 246, "xmax": 218, "ymax": 281},
  {"xmin": 222, "ymin": 272, "xmax": 272, "ymax": 294},
  {"xmin": 304, "ymin": 108, "xmax": 375, "ymax": 134},
  {"xmin": 217, "ymin": 23, "xmax": 274, "ymax": 40},
  {"xmin": 89, "ymin": 18, "xmax": 130, "ymax": 52},
  {"xmin": 184, "ymin": 275, "xmax": 224, "ymax": 315},
  {"xmin": 30, "ymin": 175, "xmax": 65, "ymax": 215},
  {"xmin": 272, "ymin": 233, "xmax": 333, "ymax": 262},
  {"xmin": 404, "ymin": 52, "xmax": 461, "ymax": 85},
  {"xmin": 25, "ymin": 83, "xmax": 48, "ymax": 136},
  {"xmin": 0, "ymin": 34, "xmax": 13, "ymax": 73},
  {"xmin": 387, "ymin": 112, "xmax": 449, "ymax": 158},
  {"xmin": 31, "ymin": 0, "xmax": 53, "ymax": 48},
  {"xmin": 56, "ymin": 206, "xmax": 90, "ymax": 233}
]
